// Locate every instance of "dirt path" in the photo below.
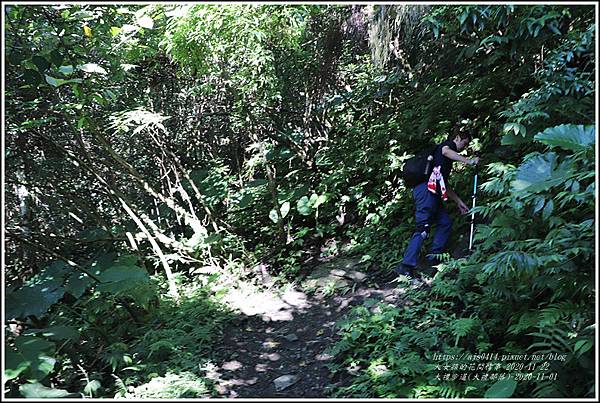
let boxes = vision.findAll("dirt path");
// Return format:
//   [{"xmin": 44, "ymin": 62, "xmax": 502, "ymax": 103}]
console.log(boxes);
[{"xmin": 205, "ymin": 256, "xmax": 414, "ymax": 398}]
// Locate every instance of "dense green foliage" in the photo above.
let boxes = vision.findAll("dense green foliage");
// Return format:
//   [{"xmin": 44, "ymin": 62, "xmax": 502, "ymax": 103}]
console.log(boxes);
[{"xmin": 4, "ymin": 4, "xmax": 595, "ymax": 398}]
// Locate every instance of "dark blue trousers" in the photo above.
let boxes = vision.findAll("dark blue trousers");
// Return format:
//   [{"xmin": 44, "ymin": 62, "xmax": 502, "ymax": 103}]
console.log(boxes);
[{"xmin": 401, "ymin": 182, "xmax": 453, "ymax": 268}]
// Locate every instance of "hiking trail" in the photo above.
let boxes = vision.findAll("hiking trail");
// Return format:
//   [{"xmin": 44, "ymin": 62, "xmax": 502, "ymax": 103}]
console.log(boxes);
[{"xmin": 205, "ymin": 255, "xmax": 422, "ymax": 398}]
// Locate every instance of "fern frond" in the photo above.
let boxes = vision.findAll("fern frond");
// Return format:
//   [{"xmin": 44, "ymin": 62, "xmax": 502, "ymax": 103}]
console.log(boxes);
[
  {"xmin": 431, "ymin": 279, "xmax": 460, "ymax": 299},
  {"xmin": 527, "ymin": 326, "xmax": 572, "ymax": 353},
  {"xmin": 438, "ymin": 383, "xmax": 464, "ymax": 398},
  {"xmin": 404, "ymin": 328, "xmax": 438, "ymax": 350},
  {"xmin": 450, "ymin": 317, "xmax": 478, "ymax": 346},
  {"xmin": 538, "ymin": 301, "xmax": 580, "ymax": 327},
  {"xmin": 507, "ymin": 311, "xmax": 539, "ymax": 335},
  {"xmin": 532, "ymin": 380, "xmax": 565, "ymax": 398}
]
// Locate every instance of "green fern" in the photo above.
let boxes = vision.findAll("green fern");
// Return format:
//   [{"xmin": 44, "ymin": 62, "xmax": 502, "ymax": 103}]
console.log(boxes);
[
  {"xmin": 431, "ymin": 279, "xmax": 460, "ymax": 298},
  {"xmin": 414, "ymin": 383, "xmax": 466, "ymax": 399},
  {"xmin": 438, "ymin": 383, "xmax": 465, "ymax": 399},
  {"xmin": 482, "ymin": 284, "xmax": 522, "ymax": 302},
  {"xmin": 404, "ymin": 328, "xmax": 438, "ymax": 350},
  {"xmin": 532, "ymin": 380, "xmax": 565, "ymax": 398},
  {"xmin": 392, "ymin": 352, "xmax": 426, "ymax": 375},
  {"xmin": 527, "ymin": 326, "xmax": 572, "ymax": 354},
  {"xmin": 507, "ymin": 311, "xmax": 539, "ymax": 335},
  {"xmin": 449, "ymin": 317, "xmax": 478, "ymax": 346},
  {"xmin": 329, "ymin": 338, "xmax": 353, "ymax": 356},
  {"xmin": 537, "ymin": 301, "xmax": 581, "ymax": 327}
]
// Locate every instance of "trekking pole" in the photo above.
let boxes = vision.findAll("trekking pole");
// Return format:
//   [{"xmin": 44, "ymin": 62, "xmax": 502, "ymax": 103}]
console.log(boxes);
[{"xmin": 468, "ymin": 165, "xmax": 478, "ymax": 251}]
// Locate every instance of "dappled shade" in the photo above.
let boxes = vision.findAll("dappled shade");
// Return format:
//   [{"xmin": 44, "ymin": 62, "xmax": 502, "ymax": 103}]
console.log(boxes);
[{"xmin": 3, "ymin": 3, "xmax": 595, "ymax": 399}]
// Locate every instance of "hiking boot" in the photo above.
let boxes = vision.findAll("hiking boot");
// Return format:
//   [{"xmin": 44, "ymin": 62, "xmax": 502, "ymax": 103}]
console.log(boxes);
[
  {"xmin": 394, "ymin": 264, "xmax": 415, "ymax": 277},
  {"xmin": 425, "ymin": 255, "xmax": 442, "ymax": 266},
  {"xmin": 391, "ymin": 264, "xmax": 417, "ymax": 287},
  {"xmin": 378, "ymin": 269, "xmax": 399, "ymax": 283}
]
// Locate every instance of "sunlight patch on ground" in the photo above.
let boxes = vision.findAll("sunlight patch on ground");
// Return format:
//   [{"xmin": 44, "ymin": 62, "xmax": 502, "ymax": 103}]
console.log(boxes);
[
  {"xmin": 222, "ymin": 360, "xmax": 243, "ymax": 371},
  {"xmin": 220, "ymin": 281, "xmax": 311, "ymax": 322},
  {"xmin": 122, "ymin": 371, "xmax": 210, "ymax": 398}
]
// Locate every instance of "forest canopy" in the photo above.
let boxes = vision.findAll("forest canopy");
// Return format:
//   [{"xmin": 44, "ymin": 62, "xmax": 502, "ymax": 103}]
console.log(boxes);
[{"xmin": 3, "ymin": 3, "xmax": 596, "ymax": 399}]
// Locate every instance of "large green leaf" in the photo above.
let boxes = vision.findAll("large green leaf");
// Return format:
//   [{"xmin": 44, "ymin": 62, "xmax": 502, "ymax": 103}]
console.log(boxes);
[
  {"xmin": 64, "ymin": 272, "xmax": 93, "ymax": 298},
  {"xmin": 45, "ymin": 74, "xmax": 83, "ymax": 87},
  {"xmin": 98, "ymin": 265, "xmax": 148, "ymax": 283},
  {"xmin": 534, "ymin": 124, "xmax": 595, "ymax": 151},
  {"xmin": 19, "ymin": 383, "xmax": 80, "ymax": 398},
  {"xmin": 125, "ymin": 282, "xmax": 156, "ymax": 309},
  {"xmin": 58, "ymin": 65, "xmax": 74, "ymax": 75},
  {"xmin": 484, "ymin": 378, "xmax": 517, "ymax": 398},
  {"xmin": 113, "ymin": 254, "xmax": 139, "ymax": 266},
  {"xmin": 6, "ymin": 260, "xmax": 74, "ymax": 318},
  {"xmin": 88, "ymin": 252, "xmax": 119, "ymax": 276},
  {"xmin": 23, "ymin": 326, "xmax": 80, "ymax": 342},
  {"xmin": 28, "ymin": 261, "xmax": 70, "ymax": 287},
  {"xmin": 541, "ymin": 199, "xmax": 554, "ymax": 220},
  {"xmin": 95, "ymin": 261, "xmax": 153, "ymax": 306},
  {"xmin": 296, "ymin": 196, "xmax": 313, "ymax": 215},
  {"xmin": 6, "ymin": 336, "xmax": 56, "ymax": 382},
  {"xmin": 4, "ymin": 347, "xmax": 30, "ymax": 380},
  {"xmin": 96, "ymin": 280, "xmax": 154, "ymax": 308},
  {"xmin": 313, "ymin": 194, "xmax": 327, "ymax": 209},
  {"xmin": 96, "ymin": 279, "xmax": 135, "ymax": 294},
  {"xmin": 5, "ymin": 285, "xmax": 65, "ymax": 319},
  {"xmin": 268, "ymin": 208, "xmax": 279, "ymax": 223},
  {"xmin": 510, "ymin": 152, "xmax": 574, "ymax": 194}
]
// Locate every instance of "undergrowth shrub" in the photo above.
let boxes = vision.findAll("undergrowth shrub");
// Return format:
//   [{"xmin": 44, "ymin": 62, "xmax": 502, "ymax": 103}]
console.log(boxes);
[{"xmin": 327, "ymin": 124, "xmax": 595, "ymax": 398}]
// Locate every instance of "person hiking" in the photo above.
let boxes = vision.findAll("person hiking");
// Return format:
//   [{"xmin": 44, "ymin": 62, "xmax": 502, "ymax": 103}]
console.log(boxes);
[{"xmin": 395, "ymin": 125, "xmax": 480, "ymax": 283}]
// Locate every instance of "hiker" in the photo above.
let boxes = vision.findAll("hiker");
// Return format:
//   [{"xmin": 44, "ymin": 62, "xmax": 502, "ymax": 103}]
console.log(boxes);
[{"xmin": 396, "ymin": 125, "xmax": 479, "ymax": 281}]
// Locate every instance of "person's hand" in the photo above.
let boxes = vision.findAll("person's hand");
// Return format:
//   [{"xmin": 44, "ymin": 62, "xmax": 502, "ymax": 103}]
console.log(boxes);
[
  {"xmin": 457, "ymin": 199, "xmax": 470, "ymax": 215},
  {"xmin": 469, "ymin": 156, "xmax": 480, "ymax": 166}
]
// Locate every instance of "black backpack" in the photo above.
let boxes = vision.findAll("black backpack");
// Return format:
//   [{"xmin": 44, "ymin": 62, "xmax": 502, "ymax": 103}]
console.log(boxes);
[{"xmin": 401, "ymin": 145, "xmax": 438, "ymax": 188}]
